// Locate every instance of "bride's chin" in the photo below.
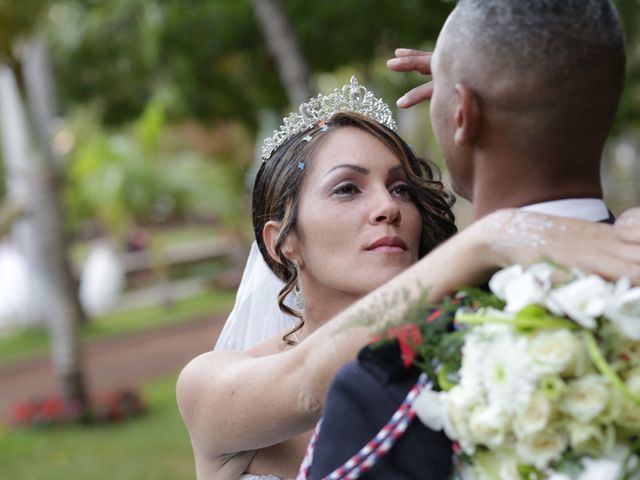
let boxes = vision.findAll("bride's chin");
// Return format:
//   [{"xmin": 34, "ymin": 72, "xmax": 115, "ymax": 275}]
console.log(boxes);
[{"xmin": 362, "ymin": 267, "xmax": 410, "ymax": 291}]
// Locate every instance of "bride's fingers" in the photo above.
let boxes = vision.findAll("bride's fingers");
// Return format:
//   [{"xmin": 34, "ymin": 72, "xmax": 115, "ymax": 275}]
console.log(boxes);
[
  {"xmin": 570, "ymin": 245, "xmax": 640, "ymax": 285},
  {"xmin": 616, "ymin": 226, "xmax": 640, "ymax": 246},
  {"xmin": 396, "ymin": 82, "xmax": 434, "ymax": 108},
  {"xmin": 387, "ymin": 54, "xmax": 432, "ymax": 74},
  {"xmin": 394, "ymin": 48, "xmax": 431, "ymax": 57},
  {"xmin": 597, "ymin": 260, "xmax": 640, "ymax": 285},
  {"xmin": 604, "ymin": 254, "xmax": 640, "ymax": 285},
  {"xmin": 615, "ymin": 207, "xmax": 640, "ymax": 229}
]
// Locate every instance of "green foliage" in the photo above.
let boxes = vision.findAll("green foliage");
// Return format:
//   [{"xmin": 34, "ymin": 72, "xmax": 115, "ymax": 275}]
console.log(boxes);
[
  {"xmin": 45, "ymin": 0, "xmax": 454, "ymax": 127},
  {"xmin": 0, "ymin": 374, "xmax": 195, "ymax": 479},
  {"xmin": 0, "ymin": 0, "xmax": 48, "ymax": 62},
  {"xmin": 64, "ymin": 100, "xmax": 247, "ymax": 235},
  {"xmin": 48, "ymin": 0, "xmax": 162, "ymax": 125},
  {"xmin": 287, "ymin": 0, "xmax": 451, "ymax": 70},
  {"xmin": 613, "ymin": 0, "xmax": 640, "ymax": 133}
]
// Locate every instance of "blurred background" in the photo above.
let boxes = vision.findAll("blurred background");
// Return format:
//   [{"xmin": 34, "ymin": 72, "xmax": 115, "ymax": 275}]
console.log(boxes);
[{"xmin": 0, "ymin": 0, "xmax": 638, "ymax": 478}]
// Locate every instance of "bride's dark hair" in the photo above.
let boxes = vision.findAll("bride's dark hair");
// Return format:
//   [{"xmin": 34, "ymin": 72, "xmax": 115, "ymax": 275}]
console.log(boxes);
[{"xmin": 252, "ymin": 111, "xmax": 457, "ymax": 345}]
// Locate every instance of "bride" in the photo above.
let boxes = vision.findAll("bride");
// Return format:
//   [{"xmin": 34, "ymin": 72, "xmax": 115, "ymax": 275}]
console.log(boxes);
[{"xmin": 177, "ymin": 78, "xmax": 640, "ymax": 479}]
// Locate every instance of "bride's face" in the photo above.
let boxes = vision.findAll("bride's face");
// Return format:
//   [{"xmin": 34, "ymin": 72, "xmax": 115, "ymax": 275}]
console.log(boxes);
[{"xmin": 293, "ymin": 126, "xmax": 422, "ymax": 301}]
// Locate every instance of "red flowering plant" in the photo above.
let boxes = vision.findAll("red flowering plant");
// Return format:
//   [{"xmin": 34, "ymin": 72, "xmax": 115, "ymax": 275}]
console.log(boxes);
[
  {"xmin": 10, "ymin": 387, "xmax": 145, "ymax": 428},
  {"xmin": 368, "ymin": 291, "xmax": 486, "ymax": 386}
]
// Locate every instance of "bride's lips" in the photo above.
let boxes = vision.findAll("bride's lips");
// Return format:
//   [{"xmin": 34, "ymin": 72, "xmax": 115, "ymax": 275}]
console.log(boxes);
[{"xmin": 365, "ymin": 236, "xmax": 408, "ymax": 253}]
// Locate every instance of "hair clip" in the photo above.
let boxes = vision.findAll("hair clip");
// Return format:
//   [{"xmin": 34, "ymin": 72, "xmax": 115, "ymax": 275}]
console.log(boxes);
[{"xmin": 303, "ymin": 135, "xmax": 313, "ymax": 142}]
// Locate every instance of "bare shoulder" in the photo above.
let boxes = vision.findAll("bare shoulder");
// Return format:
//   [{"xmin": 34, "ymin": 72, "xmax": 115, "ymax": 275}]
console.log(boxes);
[
  {"xmin": 176, "ymin": 349, "xmax": 254, "ymax": 415},
  {"xmin": 177, "ymin": 334, "xmax": 284, "ymax": 417},
  {"xmin": 176, "ymin": 333, "xmax": 290, "ymax": 455}
]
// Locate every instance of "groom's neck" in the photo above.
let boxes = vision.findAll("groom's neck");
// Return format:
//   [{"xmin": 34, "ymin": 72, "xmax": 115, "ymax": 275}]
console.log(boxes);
[{"xmin": 466, "ymin": 149, "xmax": 603, "ymax": 220}]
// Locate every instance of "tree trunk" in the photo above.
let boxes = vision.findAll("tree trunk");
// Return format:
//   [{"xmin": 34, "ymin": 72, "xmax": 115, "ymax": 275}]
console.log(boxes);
[
  {"xmin": 0, "ymin": 37, "xmax": 90, "ymax": 410},
  {"xmin": 251, "ymin": 0, "xmax": 313, "ymax": 106}
]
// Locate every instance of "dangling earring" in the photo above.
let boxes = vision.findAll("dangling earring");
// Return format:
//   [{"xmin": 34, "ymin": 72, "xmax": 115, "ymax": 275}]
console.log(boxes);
[{"xmin": 293, "ymin": 260, "xmax": 306, "ymax": 312}]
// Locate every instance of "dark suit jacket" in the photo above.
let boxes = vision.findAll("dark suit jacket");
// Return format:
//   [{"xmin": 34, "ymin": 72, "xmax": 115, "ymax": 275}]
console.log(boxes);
[{"xmin": 307, "ymin": 342, "xmax": 452, "ymax": 479}]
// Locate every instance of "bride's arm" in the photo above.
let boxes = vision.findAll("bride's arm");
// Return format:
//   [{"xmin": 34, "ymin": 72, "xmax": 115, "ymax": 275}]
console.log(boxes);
[{"xmin": 177, "ymin": 208, "xmax": 640, "ymax": 458}]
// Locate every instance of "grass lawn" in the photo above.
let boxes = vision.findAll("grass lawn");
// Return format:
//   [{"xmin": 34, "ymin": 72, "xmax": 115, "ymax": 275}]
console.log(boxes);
[
  {"xmin": 0, "ymin": 289, "xmax": 235, "ymax": 365},
  {"xmin": 0, "ymin": 373, "xmax": 196, "ymax": 479}
]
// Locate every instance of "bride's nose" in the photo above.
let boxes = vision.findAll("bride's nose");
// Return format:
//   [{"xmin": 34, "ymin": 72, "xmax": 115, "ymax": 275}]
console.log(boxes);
[{"xmin": 369, "ymin": 189, "xmax": 401, "ymax": 225}]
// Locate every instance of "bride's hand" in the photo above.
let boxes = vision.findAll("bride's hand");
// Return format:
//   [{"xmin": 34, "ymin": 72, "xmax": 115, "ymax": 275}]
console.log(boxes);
[
  {"xmin": 616, "ymin": 207, "xmax": 640, "ymax": 229},
  {"xmin": 474, "ymin": 208, "xmax": 640, "ymax": 284},
  {"xmin": 387, "ymin": 48, "xmax": 434, "ymax": 108}
]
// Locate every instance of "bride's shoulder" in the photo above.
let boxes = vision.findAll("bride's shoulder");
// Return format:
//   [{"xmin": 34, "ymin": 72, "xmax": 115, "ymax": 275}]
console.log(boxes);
[
  {"xmin": 177, "ymin": 332, "xmax": 287, "ymax": 415},
  {"xmin": 177, "ymin": 349, "xmax": 250, "ymax": 395}
]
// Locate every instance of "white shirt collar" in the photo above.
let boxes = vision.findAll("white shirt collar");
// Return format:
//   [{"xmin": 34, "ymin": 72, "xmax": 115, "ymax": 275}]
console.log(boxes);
[{"xmin": 520, "ymin": 198, "xmax": 609, "ymax": 222}]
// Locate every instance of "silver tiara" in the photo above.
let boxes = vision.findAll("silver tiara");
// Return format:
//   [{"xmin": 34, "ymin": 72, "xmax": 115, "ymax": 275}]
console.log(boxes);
[{"xmin": 261, "ymin": 76, "xmax": 397, "ymax": 161}]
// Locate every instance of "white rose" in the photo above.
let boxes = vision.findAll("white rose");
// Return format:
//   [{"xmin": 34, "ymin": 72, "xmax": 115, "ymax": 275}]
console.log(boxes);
[
  {"xmin": 468, "ymin": 403, "xmax": 510, "ymax": 449},
  {"xmin": 528, "ymin": 329, "xmax": 588, "ymax": 377},
  {"xmin": 560, "ymin": 375, "xmax": 610, "ymax": 423},
  {"xmin": 615, "ymin": 368, "xmax": 640, "ymax": 431},
  {"xmin": 516, "ymin": 429, "xmax": 568, "ymax": 469},
  {"xmin": 513, "ymin": 391, "xmax": 553, "ymax": 438},
  {"xmin": 579, "ymin": 459, "xmax": 621, "ymax": 480},
  {"xmin": 489, "ymin": 264, "xmax": 550, "ymax": 312},
  {"xmin": 473, "ymin": 449, "xmax": 520, "ymax": 480},
  {"xmin": 606, "ymin": 277, "xmax": 640, "ymax": 341},
  {"xmin": 488, "ymin": 264, "xmax": 524, "ymax": 298},
  {"xmin": 578, "ymin": 445, "xmax": 634, "ymax": 480},
  {"xmin": 567, "ymin": 422, "xmax": 615, "ymax": 457},
  {"xmin": 413, "ymin": 387, "xmax": 445, "ymax": 432},
  {"xmin": 442, "ymin": 387, "xmax": 477, "ymax": 455},
  {"xmin": 546, "ymin": 275, "xmax": 612, "ymax": 329}
]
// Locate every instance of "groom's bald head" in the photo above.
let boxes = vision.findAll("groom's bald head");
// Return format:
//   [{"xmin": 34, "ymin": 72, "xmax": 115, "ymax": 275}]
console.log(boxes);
[{"xmin": 434, "ymin": 0, "xmax": 625, "ymax": 160}]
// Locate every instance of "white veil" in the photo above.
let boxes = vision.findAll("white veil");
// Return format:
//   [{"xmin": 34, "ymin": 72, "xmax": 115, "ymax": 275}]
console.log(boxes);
[{"xmin": 214, "ymin": 241, "xmax": 296, "ymax": 351}]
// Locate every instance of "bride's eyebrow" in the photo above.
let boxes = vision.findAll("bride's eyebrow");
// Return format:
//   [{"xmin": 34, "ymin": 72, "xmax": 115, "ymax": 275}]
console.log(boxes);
[
  {"xmin": 326, "ymin": 164, "xmax": 369, "ymax": 176},
  {"xmin": 325, "ymin": 164, "xmax": 404, "ymax": 177}
]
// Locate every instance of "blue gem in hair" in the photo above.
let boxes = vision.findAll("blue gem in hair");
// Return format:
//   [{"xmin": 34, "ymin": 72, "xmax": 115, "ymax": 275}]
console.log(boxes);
[{"xmin": 298, "ymin": 162, "xmax": 305, "ymax": 170}]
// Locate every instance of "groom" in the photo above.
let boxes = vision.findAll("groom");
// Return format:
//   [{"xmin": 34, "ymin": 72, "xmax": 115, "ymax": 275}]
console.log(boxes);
[{"xmin": 307, "ymin": 0, "xmax": 625, "ymax": 477}]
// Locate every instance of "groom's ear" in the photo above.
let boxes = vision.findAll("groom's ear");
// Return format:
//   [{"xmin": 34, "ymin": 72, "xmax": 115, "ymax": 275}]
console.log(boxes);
[
  {"xmin": 453, "ymin": 83, "xmax": 479, "ymax": 146},
  {"xmin": 263, "ymin": 220, "xmax": 299, "ymax": 265}
]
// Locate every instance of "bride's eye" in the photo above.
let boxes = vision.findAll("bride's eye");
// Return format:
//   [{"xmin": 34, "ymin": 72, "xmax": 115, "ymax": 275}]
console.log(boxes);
[
  {"xmin": 332, "ymin": 183, "xmax": 360, "ymax": 196},
  {"xmin": 391, "ymin": 183, "xmax": 412, "ymax": 199}
]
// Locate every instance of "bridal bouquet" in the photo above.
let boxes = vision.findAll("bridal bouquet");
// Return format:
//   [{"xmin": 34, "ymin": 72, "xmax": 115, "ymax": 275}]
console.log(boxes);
[{"xmin": 400, "ymin": 263, "xmax": 640, "ymax": 480}]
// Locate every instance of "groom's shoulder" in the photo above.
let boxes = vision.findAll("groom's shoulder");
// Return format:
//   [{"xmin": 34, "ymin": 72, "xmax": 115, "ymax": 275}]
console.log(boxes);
[
  {"xmin": 330, "ymin": 340, "xmax": 419, "ymax": 407},
  {"xmin": 308, "ymin": 340, "xmax": 452, "ymax": 479}
]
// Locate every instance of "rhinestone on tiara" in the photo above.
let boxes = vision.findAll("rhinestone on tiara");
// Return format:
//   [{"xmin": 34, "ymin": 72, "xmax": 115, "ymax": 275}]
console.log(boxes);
[{"xmin": 261, "ymin": 76, "xmax": 397, "ymax": 161}]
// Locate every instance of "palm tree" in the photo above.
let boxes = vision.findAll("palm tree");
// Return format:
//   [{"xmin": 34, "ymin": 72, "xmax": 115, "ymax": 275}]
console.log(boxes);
[
  {"xmin": 0, "ymin": 2, "xmax": 90, "ymax": 412},
  {"xmin": 251, "ymin": 0, "xmax": 313, "ymax": 106}
]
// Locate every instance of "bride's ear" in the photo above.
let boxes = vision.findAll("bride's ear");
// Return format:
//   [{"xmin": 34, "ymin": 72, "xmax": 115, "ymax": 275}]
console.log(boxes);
[{"xmin": 263, "ymin": 220, "xmax": 300, "ymax": 265}]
